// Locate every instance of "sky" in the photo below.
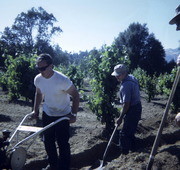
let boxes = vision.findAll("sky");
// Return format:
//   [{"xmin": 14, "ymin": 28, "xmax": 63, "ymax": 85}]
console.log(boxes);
[{"xmin": 0, "ymin": 0, "xmax": 179, "ymax": 53}]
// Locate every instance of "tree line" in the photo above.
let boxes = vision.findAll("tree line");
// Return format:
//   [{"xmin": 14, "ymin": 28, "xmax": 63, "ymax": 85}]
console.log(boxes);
[{"xmin": 0, "ymin": 7, "xmax": 179, "ymax": 131}]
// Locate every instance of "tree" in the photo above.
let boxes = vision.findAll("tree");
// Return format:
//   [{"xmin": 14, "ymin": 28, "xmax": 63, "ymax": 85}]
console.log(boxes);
[
  {"xmin": 114, "ymin": 23, "xmax": 148, "ymax": 70},
  {"xmin": 140, "ymin": 34, "xmax": 166, "ymax": 76},
  {"xmin": 0, "ymin": 7, "xmax": 62, "ymax": 64},
  {"xmin": 0, "ymin": 27, "xmax": 18, "ymax": 58},
  {"xmin": 114, "ymin": 22, "xmax": 166, "ymax": 75},
  {"xmin": 53, "ymin": 45, "xmax": 69, "ymax": 66},
  {"xmin": 88, "ymin": 45, "xmax": 129, "ymax": 132},
  {"xmin": 164, "ymin": 60, "xmax": 176, "ymax": 73}
]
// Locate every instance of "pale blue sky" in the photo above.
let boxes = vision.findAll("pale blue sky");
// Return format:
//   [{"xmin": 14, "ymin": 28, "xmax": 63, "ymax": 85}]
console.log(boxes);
[{"xmin": 0, "ymin": 0, "xmax": 179, "ymax": 53}]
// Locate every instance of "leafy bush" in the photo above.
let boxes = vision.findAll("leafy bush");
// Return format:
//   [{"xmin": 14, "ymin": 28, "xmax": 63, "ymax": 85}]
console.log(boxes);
[
  {"xmin": 56, "ymin": 64, "xmax": 84, "ymax": 89},
  {"xmin": 157, "ymin": 73, "xmax": 172, "ymax": 96},
  {"xmin": 88, "ymin": 46, "xmax": 128, "ymax": 131},
  {"xmin": 1, "ymin": 55, "xmax": 38, "ymax": 101},
  {"xmin": 157, "ymin": 67, "xmax": 179, "ymax": 113},
  {"xmin": 66, "ymin": 65, "xmax": 84, "ymax": 89},
  {"xmin": 132, "ymin": 67, "xmax": 147, "ymax": 89},
  {"xmin": 0, "ymin": 70, "xmax": 7, "ymax": 91},
  {"xmin": 144, "ymin": 75, "xmax": 157, "ymax": 102},
  {"xmin": 133, "ymin": 66, "xmax": 179, "ymax": 110},
  {"xmin": 133, "ymin": 67, "xmax": 157, "ymax": 102},
  {"xmin": 157, "ymin": 68, "xmax": 177, "ymax": 96}
]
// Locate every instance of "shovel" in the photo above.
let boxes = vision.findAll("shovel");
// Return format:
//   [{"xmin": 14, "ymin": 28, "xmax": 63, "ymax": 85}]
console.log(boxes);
[{"xmin": 94, "ymin": 124, "xmax": 119, "ymax": 170}]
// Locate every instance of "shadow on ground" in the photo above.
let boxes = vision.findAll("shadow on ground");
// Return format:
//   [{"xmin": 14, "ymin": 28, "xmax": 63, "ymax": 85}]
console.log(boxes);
[{"xmin": 0, "ymin": 114, "xmax": 12, "ymax": 122}]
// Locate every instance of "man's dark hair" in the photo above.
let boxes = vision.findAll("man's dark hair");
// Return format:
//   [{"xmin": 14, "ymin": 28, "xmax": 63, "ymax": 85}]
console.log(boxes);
[{"xmin": 37, "ymin": 53, "xmax": 53, "ymax": 65}]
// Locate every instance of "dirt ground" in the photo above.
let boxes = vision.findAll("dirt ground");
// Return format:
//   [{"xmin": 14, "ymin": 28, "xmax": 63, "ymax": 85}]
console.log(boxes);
[{"xmin": 0, "ymin": 88, "xmax": 180, "ymax": 170}]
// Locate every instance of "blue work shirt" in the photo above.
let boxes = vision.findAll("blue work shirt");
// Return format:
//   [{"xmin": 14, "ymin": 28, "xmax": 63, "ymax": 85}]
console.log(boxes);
[{"xmin": 119, "ymin": 74, "xmax": 141, "ymax": 106}]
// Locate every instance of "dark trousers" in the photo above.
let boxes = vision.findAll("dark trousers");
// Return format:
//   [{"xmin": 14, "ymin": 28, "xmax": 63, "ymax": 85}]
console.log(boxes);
[
  {"xmin": 42, "ymin": 112, "xmax": 70, "ymax": 170},
  {"xmin": 119, "ymin": 103, "xmax": 142, "ymax": 154}
]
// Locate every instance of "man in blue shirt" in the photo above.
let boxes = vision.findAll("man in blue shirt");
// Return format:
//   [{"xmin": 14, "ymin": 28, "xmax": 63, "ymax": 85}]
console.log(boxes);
[{"xmin": 111, "ymin": 64, "xmax": 142, "ymax": 154}]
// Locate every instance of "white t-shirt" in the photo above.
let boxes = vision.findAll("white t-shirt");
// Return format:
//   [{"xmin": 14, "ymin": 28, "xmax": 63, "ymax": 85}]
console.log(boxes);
[{"xmin": 34, "ymin": 70, "xmax": 72, "ymax": 116}]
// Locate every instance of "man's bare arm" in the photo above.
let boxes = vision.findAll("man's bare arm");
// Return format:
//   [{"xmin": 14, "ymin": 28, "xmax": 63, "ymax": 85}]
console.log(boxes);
[
  {"xmin": 117, "ymin": 102, "xmax": 130, "ymax": 125},
  {"xmin": 66, "ymin": 84, "xmax": 80, "ymax": 114},
  {"xmin": 32, "ymin": 87, "xmax": 43, "ymax": 118}
]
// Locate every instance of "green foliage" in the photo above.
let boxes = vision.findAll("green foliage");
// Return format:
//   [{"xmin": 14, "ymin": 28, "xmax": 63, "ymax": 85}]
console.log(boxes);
[
  {"xmin": 1, "ymin": 55, "xmax": 38, "ymax": 101},
  {"xmin": 133, "ymin": 67, "xmax": 157, "ymax": 102},
  {"xmin": 0, "ymin": 70, "xmax": 7, "ymax": 91},
  {"xmin": 133, "ymin": 66, "xmax": 179, "ymax": 105},
  {"xmin": 79, "ymin": 90, "xmax": 88, "ymax": 101},
  {"xmin": 156, "ymin": 67, "xmax": 177, "ymax": 96},
  {"xmin": 157, "ymin": 73, "xmax": 172, "ymax": 96},
  {"xmin": 144, "ymin": 75, "xmax": 157, "ymax": 102},
  {"xmin": 132, "ymin": 67, "xmax": 147, "ymax": 89},
  {"xmin": 156, "ymin": 67, "xmax": 179, "ymax": 113},
  {"xmin": 65, "ymin": 65, "xmax": 84, "ymax": 89},
  {"xmin": 87, "ymin": 46, "xmax": 129, "ymax": 131}
]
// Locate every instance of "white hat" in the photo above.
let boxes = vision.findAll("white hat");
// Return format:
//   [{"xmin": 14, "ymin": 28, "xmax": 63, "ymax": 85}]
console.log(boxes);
[{"xmin": 111, "ymin": 64, "xmax": 127, "ymax": 76}]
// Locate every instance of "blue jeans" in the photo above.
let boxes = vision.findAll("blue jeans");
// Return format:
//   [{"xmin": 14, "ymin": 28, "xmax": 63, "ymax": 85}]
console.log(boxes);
[
  {"xmin": 119, "ymin": 103, "xmax": 142, "ymax": 154},
  {"xmin": 42, "ymin": 112, "xmax": 70, "ymax": 170}
]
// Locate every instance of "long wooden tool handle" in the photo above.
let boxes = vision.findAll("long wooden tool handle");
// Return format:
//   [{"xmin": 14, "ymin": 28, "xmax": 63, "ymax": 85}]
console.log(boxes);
[
  {"xmin": 102, "ymin": 124, "xmax": 119, "ymax": 161},
  {"xmin": 146, "ymin": 66, "xmax": 180, "ymax": 170}
]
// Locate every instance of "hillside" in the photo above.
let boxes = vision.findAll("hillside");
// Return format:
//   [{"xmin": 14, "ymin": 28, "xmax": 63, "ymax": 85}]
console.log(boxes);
[
  {"xmin": 165, "ymin": 48, "xmax": 179, "ymax": 62},
  {"xmin": 0, "ymin": 89, "xmax": 180, "ymax": 170}
]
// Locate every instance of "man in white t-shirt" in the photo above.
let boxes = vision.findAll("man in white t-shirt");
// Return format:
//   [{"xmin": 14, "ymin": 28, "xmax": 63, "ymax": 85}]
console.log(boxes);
[{"xmin": 31, "ymin": 53, "xmax": 79, "ymax": 170}]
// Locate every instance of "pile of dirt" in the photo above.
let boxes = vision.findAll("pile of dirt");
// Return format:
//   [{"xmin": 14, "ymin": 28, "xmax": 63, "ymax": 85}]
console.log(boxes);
[{"xmin": 0, "ymin": 89, "xmax": 180, "ymax": 170}]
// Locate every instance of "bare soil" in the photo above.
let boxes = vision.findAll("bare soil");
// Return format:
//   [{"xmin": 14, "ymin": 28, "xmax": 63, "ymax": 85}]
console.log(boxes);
[{"xmin": 0, "ymin": 89, "xmax": 180, "ymax": 170}]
